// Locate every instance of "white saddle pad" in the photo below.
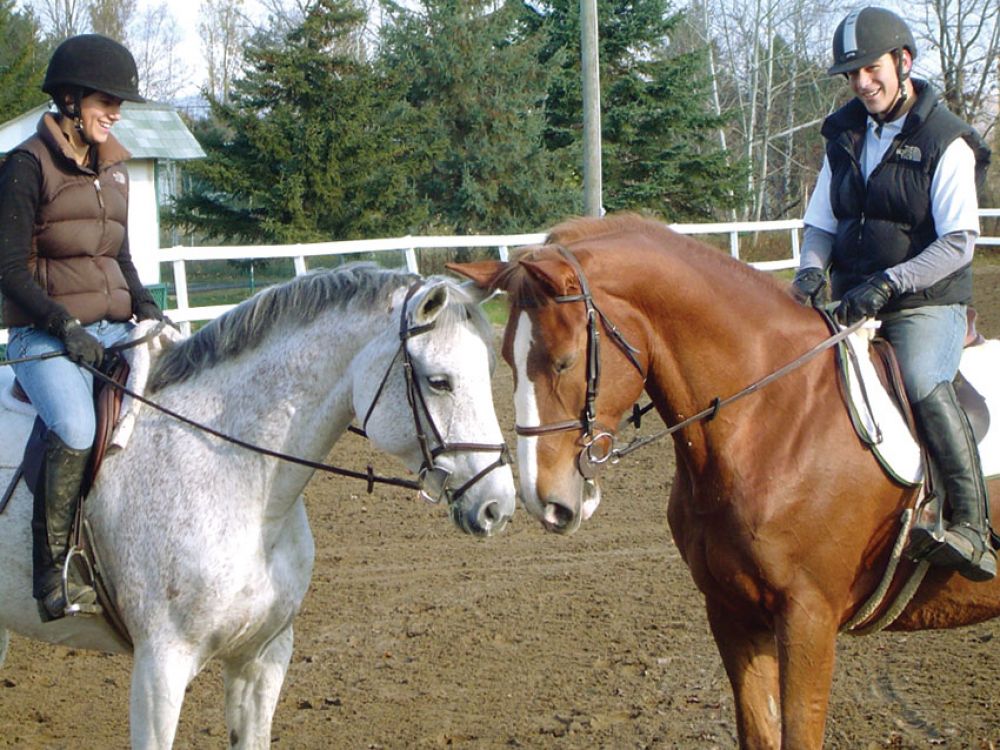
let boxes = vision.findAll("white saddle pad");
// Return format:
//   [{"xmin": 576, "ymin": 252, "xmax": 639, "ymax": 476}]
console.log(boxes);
[{"xmin": 844, "ymin": 327, "xmax": 1000, "ymax": 485}]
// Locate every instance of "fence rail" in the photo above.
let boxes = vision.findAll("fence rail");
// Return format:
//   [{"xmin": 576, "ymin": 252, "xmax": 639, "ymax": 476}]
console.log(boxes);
[
  {"xmin": 3, "ymin": 213, "xmax": 999, "ymax": 342},
  {"xmin": 158, "ymin": 219, "xmax": 808, "ymax": 331}
]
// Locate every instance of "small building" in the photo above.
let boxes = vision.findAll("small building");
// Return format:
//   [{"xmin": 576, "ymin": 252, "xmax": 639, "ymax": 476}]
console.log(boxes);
[{"xmin": 0, "ymin": 100, "xmax": 205, "ymax": 286}]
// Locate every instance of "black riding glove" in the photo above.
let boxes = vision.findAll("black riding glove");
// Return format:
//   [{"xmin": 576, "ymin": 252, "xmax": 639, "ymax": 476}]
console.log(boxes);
[
  {"xmin": 790, "ymin": 267, "xmax": 828, "ymax": 307},
  {"xmin": 835, "ymin": 272, "xmax": 897, "ymax": 326},
  {"xmin": 55, "ymin": 318, "xmax": 104, "ymax": 368},
  {"xmin": 134, "ymin": 300, "xmax": 165, "ymax": 322}
]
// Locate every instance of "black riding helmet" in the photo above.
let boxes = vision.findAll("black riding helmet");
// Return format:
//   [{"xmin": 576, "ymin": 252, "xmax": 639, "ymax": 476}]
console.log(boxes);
[
  {"xmin": 42, "ymin": 34, "xmax": 145, "ymax": 104},
  {"xmin": 828, "ymin": 6, "xmax": 916, "ymax": 76}
]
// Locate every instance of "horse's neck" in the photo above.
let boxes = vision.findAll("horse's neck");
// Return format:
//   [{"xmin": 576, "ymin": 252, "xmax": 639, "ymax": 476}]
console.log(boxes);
[
  {"xmin": 157, "ymin": 319, "xmax": 378, "ymax": 495},
  {"xmin": 638, "ymin": 268, "xmax": 827, "ymax": 468}
]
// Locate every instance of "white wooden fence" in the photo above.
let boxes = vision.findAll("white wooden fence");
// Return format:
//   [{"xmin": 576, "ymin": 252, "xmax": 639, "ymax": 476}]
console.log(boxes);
[
  {"xmin": 3, "ymin": 212, "xmax": 999, "ymax": 341},
  {"xmin": 158, "ymin": 219, "xmax": 808, "ymax": 332}
]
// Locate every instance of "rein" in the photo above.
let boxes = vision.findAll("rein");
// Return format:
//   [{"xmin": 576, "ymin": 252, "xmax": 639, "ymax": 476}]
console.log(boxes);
[
  {"xmin": 4, "ymin": 285, "xmax": 509, "ymax": 501},
  {"xmin": 610, "ymin": 313, "xmax": 866, "ymax": 463},
  {"xmin": 81, "ymin": 358, "xmax": 422, "ymax": 494},
  {"xmin": 3, "ymin": 325, "xmax": 419, "ymax": 493},
  {"xmin": 517, "ymin": 247, "xmax": 866, "ymax": 476}
]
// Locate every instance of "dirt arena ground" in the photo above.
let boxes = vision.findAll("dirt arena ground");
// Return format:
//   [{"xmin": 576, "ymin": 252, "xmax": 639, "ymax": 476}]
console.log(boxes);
[{"xmin": 2, "ymin": 267, "xmax": 999, "ymax": 749}]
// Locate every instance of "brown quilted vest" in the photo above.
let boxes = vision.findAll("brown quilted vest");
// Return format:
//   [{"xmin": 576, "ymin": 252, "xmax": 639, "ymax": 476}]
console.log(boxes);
[{"xmin": 2, "ymin": 113, "xmax": 133, "ymax": 327}]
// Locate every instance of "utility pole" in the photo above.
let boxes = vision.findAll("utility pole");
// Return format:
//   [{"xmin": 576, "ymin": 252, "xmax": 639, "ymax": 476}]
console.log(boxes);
[{"xmin": 580, "ymin": 0, "xmax": 602, "ymax": 216}]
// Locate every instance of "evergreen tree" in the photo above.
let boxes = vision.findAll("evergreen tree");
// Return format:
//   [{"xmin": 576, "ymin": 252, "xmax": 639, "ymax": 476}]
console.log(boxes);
[
  {"xmin": 0, "ymin": 0, "xmax": 48, "ymax": 119},
  {"xmin": 377, "ymin": 0, "xmax": 573, "ymax": 233},
  {"xmin": 169, "ymin": 0, "xmax": 425, "ymax": 244},
  {"xmin": 526, "ymin": 0, "xmax": 747, "ymax": 220}
]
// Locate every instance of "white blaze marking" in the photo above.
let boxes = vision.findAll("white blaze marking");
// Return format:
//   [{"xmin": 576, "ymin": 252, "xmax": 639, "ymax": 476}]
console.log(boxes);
[{"xmin": 513, "ymin": 311, "xmax": 542, "ymax": 509}]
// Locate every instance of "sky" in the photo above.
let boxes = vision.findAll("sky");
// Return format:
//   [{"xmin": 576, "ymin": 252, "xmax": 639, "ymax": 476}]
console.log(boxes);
[
  {"xmin": 15, "ymin": 0, "xmax": 268, "ymax": 97},
  {"xmin": 160, "ymin": 0, "xmax": 267, "ymax": 96}
]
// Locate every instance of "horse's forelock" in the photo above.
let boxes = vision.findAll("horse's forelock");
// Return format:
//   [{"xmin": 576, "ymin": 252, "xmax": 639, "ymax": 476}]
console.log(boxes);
[
  {"xmin": 148, "ymin": 264, "xmax": 419, "ymax": 392},
  {"xmin": 423, "ymin": 276, "xmax": 497, "ymax": 372},
  {"xmin": 493, "ymin": 246, "xmax": 556, "ymax": 309}
]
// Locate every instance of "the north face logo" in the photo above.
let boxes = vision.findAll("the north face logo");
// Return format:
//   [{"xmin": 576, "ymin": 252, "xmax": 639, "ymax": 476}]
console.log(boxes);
[{"xmin": 896, "ymin": 145, "xmax": 922, "ymax": 163}]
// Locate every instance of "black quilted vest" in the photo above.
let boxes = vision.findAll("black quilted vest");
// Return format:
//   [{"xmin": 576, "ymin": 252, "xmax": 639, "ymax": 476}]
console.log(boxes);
[{"xmin": 822, "ymin": 80, "xmax": 990, "ymax": 311}]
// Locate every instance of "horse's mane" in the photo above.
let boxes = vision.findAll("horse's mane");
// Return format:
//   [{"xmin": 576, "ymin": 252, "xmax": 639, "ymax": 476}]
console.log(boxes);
[
  {"xmin": 496, "ymin": 212, "xmax": 786, "ymax": 304},
  {"xmin": 149, "ymin": 263, "xmax": 493, "ymax": 392}
]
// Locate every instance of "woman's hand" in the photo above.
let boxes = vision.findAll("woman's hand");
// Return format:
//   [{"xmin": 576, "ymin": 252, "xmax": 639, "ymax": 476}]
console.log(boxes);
[{"xmin": 57, "ymin": 319, "xmax": 104, "ymax": 368}]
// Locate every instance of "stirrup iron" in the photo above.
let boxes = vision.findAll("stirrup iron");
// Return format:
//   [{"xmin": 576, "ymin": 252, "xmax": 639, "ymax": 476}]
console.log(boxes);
[{"xmin": 59, "ymin": 546, "xmax": 101, "ymax": 618}]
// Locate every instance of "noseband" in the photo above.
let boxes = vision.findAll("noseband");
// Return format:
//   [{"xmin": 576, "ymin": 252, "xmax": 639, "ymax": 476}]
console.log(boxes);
[
  {"xmin": 514, "ymin": 246, "xmax": 644, "ymax": 478},
  {"xmin": 359, "ymin": 282, "xmax": 510, "ymax": 505}
]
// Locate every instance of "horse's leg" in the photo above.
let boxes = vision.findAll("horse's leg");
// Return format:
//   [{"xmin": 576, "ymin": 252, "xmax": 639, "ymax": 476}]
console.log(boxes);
[
  {"xmin": 775, "ymin": 593, "xmax": 839, "ymax": 750},
  {"xmin": 222, "ymin": 624, "xmax": 294, "ymax": 750},
  {"xmin": 706, "ymin": 600, "xmax": 781, "ymax": 749},
  {"xmin": 129, "ymin": 641, "xmax": 196, "ymax": 750},
  {"xmin": 0, "ymin": 627, "xmax": 8, "ymax": 667}
]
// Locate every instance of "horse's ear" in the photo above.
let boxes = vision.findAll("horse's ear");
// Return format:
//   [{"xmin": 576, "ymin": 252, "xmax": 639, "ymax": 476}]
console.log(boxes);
[
  {"xmin": 409, "ymin": 281, "xmax": 450, "ymax": 327},
  {"xmin": 520, "ymin": 255, "xmax": 580, "ymax": 298},
  {"xmin": 446, "ymin": 260, "xmax": 505, "ymax": 290}
]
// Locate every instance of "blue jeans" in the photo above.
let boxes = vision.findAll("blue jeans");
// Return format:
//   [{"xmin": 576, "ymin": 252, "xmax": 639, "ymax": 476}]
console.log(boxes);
[
  {"xmin": 7, "ymin": 320, "xmax": 134, "ymax": 450},
  {"xmin": 878, "ymin": 304, "xmax": 966, "ymax": 404}
]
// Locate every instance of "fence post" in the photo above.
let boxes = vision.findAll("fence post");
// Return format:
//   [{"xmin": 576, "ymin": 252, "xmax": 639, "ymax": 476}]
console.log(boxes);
[
  {"xmin": 172, "ymin": 259, "xmax": 192, "ymax": 336},
  {"xmin": 404, "ymin": 247, "xmax": 419, "ymax": 273}
]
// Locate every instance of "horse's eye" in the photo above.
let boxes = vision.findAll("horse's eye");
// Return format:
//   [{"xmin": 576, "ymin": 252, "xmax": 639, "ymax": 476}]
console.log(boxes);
[
  {"xmin": 553, "ymin": 353, "xmax": 576, "ymax": 374},
  {"xmin": 427, "ymin": 375, "xmax": 453, "ymax": 393}
]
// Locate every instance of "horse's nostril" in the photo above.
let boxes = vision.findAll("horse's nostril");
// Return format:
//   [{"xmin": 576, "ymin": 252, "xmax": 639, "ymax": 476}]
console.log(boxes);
[
  {"xmin": 543, "ymin": 501, "xmax": 576, "ymax": 531},
  {"xmin": 482, "ymin": 500, "xmax": 500, "ymax": 524}
]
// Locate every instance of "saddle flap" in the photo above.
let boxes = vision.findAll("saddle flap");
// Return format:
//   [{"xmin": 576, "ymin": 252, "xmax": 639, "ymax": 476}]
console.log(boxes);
[{"xmin": 954, "ymin": 370, "xmax": 989, "ymax": 444}]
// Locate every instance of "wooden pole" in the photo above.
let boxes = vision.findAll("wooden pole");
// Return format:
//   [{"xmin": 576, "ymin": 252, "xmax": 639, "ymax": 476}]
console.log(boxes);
[{"xmin": 580, "ymin": 0, "xmax": 602, "ymax": 216}]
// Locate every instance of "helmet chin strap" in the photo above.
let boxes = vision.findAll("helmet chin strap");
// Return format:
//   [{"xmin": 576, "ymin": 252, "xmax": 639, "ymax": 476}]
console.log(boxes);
[
  {"xmin": 67, "ymin": 90, "xmax": 97, "ymax": 149},
  {"xmin": 874, "ymin": 49, "xmax": 911, "ymax": 127}
]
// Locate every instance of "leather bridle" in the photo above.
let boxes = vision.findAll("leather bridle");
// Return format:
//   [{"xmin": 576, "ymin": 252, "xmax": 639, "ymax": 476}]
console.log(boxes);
[
  {"xmin": 512, "ymin": 251, "xmax": 869, "ymax": 478},
  {"xmin": 357, "ymin": 282, "xmax": 511, "ymax": 504},
  {"xmin": 513, "ymin": 246, "xmax": 645, "ymax": 479}
]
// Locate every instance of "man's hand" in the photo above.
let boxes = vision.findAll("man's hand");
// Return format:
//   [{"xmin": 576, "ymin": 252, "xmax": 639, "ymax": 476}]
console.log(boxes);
[
  {"xmin": 790, "ymin": 267, "xmax": 828, "ymax": 306},
  {"xmin": 835, "ymin": 272, "xmax": 897, "ymax": 325}
]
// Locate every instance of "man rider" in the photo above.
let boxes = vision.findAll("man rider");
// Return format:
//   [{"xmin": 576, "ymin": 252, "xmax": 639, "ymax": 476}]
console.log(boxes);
[{"xmin": 791, "ymin": 7, "xmax": 996, "ymax": 581}]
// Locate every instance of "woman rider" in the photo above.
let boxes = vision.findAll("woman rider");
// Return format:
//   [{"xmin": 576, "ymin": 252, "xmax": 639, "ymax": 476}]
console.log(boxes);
[{"xmin": 0, "ymin": 34, "xmax": 166, "ymax": 620}]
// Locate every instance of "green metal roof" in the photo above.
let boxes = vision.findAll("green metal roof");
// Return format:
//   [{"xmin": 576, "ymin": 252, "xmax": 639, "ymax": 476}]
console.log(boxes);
[
  {"xmin": 0, "ymin": 101, "xmax": 204, "ymax": 161},
  {"xmin": 118, "ymin": 101, "xmax": 205, "ymax": 160}
]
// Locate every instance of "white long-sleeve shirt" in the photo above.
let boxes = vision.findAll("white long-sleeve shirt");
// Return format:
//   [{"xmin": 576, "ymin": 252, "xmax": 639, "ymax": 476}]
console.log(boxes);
[{"xmin": 801, "ymin": 112, "xmax": 980, "ymax": 294}]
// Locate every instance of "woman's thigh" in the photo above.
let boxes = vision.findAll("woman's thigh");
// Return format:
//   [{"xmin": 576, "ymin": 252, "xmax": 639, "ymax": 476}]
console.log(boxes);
[{"xmin": 8, "ymin": 326, "xmax": 96, "ymax": 449}]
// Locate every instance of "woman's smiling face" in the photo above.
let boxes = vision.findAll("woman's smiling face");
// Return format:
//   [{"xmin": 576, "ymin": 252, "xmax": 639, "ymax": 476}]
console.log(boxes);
[{"xmin": 76, "ymin": 90, "xmax": 124, "ymax": 145}]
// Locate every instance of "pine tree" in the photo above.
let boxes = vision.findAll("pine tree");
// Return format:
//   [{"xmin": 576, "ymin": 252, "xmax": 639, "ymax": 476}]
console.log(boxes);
[
  {"xmin": 527, "ymin": 0, "xmax": 747, "ymax": 220},
  {"xmin": 0, "ymin": 0, "xmax": 48, "ymax": 119},
  {"xmin": 170, "ymin": 0, "xmax": 425, "ymax": 243},
  {"xmin": 377, "ymin": 0, "xmax": 573, "ymax": 233}
]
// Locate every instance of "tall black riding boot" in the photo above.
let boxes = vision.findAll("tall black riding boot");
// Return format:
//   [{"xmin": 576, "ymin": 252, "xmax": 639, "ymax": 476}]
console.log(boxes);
[
  {"xmin": 30, "ymin": 432, "xmax": 97, "ymax": 621},
  {"xmin": 909, "ymin": 381, "xmax": 997, "ymax": 582}
]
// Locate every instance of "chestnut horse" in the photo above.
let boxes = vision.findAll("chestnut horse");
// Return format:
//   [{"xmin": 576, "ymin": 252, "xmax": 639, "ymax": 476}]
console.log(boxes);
[{"xmin": 450, "ymin": 213, "xmax": 1000, "ymax": 749}]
